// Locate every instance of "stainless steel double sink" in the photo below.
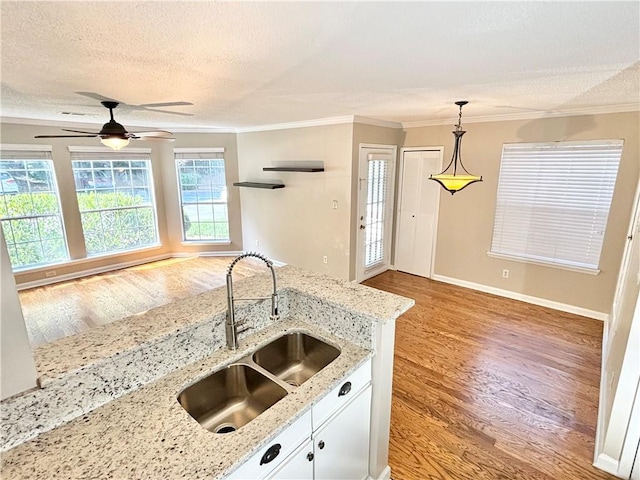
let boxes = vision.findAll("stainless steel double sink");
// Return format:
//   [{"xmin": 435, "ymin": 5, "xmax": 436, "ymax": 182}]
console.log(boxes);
[{"xmin": 177, "ymin": 332, "xmax": 340, "ymax": 434}]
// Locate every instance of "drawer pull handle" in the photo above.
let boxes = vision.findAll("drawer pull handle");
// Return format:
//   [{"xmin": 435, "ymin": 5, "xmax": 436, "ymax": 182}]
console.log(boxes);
[
  {"xmin": 338, "ymin": 381, "xmax": 352, "ymax": 397},
  {"xmin": 260, "ymin": 443, "xmax": 281, "ymax": 465},
  {"xmin": 307, "ymin": 452, "xmax": 314, "ymax": 461},
  {"xmin": 318, "ymin": 440, "xmax": 325, "ymax": 450}
]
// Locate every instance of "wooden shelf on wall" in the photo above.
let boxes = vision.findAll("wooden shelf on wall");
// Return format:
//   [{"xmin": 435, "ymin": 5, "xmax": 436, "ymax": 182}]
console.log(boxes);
[
  {"xmin": 233, "ymin": 182, "xmax": 285, "ymax": 189},
  {"xmin": 262, "ymin": 167, "xmax": 325, "ymax": 173}
]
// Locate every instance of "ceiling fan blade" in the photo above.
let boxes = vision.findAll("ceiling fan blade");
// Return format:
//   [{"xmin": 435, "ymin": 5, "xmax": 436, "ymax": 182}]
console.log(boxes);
[
  {"xmin": 76, "ymin": 91, "xmax": 123, "ymax": 103},
  {"xmin": 138, "ymin": 108, "xmax": 194, "ymax": 117},
  {"xmin": 137, "ymin": 101, "xmax": 193, "ymax": 108},
  {"xmin": 134, "ymin": 136, "xmax": 176, "ymax": 142},
  {"xmin": 128, "ymin": 130, "xmax": 173, "ymax": 137},
  {"xmin": 62, "ymin": 128, "xmax": 102, "ymax": 134},
  {"xmin": 35, "ymin": 134, "xmax": 98, "ymax": 138}
]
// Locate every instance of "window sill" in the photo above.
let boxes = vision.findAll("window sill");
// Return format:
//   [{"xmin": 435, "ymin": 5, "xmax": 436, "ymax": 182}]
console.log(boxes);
[
  {"xmin": 180, "ymin": 241, "xmax": 231, "ymax": 246},
  {"xmin": 486, "ymin": 251, "xmax": 600, "ymax": 275},
  {"xmin": 12, "ymin": 245, "xmax": 164, "ymax": 275}
]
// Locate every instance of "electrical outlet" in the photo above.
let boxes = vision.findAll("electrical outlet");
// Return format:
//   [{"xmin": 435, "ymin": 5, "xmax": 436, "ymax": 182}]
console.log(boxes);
[
  {"xmin": 323, "ymin": 256, "xmax": 328, "ymax": 264},
  {"xmin": 502, "ymin": 269, "xmax": 509, "ymax": 278},
  {"xmin": 332, "ymin": 200, "xmax": 338, "ymax": 209},
  {"xmin": 255, "ymin": 239, "xmax": 259, "ymax": 247},
  {"xmin": 45, "ymin": 270, "xmax": 57, "ymax": 278}
]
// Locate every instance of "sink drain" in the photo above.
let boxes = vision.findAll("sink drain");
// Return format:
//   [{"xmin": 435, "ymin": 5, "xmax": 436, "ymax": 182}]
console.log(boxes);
[{"xmin": 214, "ymin": 423, "xmax": 237, "ymax": 434}]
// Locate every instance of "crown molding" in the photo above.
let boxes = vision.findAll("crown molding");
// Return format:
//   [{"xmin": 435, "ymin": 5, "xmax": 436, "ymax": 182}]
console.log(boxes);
[
  {"xmin": 402, "ymin": 103, "xmax": 640, "ymax": 128},
  {"xmin": 4, "ymin": 102, "xmax": 637, "ymax": 135},
  {"xmin": 353, "ymin": 115, "xmax": 403, "ymax": 129},
  {"xmin": 235, "ymin": 115, "xmax": 403, "ymax": 133},
  {"xmin": 162, "ymin": 126, "xmax": 236, "ymax": 133},
  {"xmin": 0, "ymin": 117, "xmax": 236, "ymax": 134},
  {"xmin": 235, "ymin": 115, "xmax": 356, "ymax": 133}
]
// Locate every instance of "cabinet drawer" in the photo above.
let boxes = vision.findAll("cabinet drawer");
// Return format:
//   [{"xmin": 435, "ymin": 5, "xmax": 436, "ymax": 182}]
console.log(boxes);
[
  {"xmin": 312, "ymin": 358, "xmax": 372, "ymax": 429},
  {"xmin": 227, "ymin": 410, "xmax": 311, "ymax": 479}
]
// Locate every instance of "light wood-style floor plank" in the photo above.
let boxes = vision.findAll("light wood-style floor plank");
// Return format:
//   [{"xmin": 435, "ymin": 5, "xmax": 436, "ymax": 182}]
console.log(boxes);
[
  {"xmin": 363, "ymin": 270, "xmax": 614, "ymax": 480},
  {"xmin": 18, "ymin": 256, "xmax": 266, "ymax": 347}
]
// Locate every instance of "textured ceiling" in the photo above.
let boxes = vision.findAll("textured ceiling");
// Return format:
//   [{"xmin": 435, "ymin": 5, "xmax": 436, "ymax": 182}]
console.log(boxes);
[{"xmin": 1, "ymin": 1, "xmax": 638, "ymax": 130}]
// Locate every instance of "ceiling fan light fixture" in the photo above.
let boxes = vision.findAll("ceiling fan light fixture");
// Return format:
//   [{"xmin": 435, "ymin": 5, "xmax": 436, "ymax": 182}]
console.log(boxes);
[
  {"xmin": 100, "ymin": 136, "xmax": 130, "ymax": 151},
  {"xmin": 429, "ymin": 101, "xmax": 482, "ymax": 195}
]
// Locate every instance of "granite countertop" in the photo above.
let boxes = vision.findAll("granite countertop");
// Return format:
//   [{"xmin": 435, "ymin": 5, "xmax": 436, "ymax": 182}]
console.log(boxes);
[
  {"xmin": 1, "ymin": 265, "xmax": 414, "ymax": 479},
  {"xmin": 2, "ymin": 319, "xmax": 370, "ymax": 479},
  {"xmin": 34, "ymin": 265, "xmax": 411, "ymax": 384}
]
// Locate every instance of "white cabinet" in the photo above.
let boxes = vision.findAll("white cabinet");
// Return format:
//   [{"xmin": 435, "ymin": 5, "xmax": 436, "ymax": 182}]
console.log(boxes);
[
  {"xmin": 228, "ymin": 411, "xmax": 311, "ymax": 479},
  {"xmin": 313, "ymin": 384, "xmax": 372, "ymax": 480},
  {"xmin": 227, "ymin": 359, "xmax": 372, "ymax": 480},
  {"xmin": 266, "ymin": 439, "xmax": 314, "ymax": 479}
]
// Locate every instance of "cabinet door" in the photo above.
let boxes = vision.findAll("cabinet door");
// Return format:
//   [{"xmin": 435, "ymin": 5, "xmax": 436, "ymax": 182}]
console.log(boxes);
[
  {"xmin": 313, "ymin": 385, "xmax": 372, "ymax": 480},
  {"xmin": 228, "ymin": 410, "xmax": 311, "ymax": 479},
  {"xmin": 265, "ymin": 439, "xmax": 314, "ymax": 480}
]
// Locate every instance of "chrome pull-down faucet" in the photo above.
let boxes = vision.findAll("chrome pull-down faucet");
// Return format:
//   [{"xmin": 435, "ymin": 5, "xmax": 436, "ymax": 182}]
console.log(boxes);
[{"xmin": 225, "ymin": 252, "xmax": 279, "ymax": 350}]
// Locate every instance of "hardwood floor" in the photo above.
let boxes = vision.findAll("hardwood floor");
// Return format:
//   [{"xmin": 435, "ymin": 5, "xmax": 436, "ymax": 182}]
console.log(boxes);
[
  {"xmin": 18, "ymin": 256, "xmax": 266, "ymax": 347},
  {"xmin": 363, "ymin": 270, "xmax": 614, "ymax": 480}
]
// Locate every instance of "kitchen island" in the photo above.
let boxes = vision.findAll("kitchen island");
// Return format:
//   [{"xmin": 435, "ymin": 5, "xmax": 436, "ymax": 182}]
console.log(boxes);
[{"xmin": 1, "ymin": 266, "xmax": 414, "ymax": 479}]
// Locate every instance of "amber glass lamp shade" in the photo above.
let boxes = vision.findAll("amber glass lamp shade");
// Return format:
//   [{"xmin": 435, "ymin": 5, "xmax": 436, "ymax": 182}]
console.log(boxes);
[{"xmin": 429, "ymin": 101, "xmax": 482, "ymax": 195}]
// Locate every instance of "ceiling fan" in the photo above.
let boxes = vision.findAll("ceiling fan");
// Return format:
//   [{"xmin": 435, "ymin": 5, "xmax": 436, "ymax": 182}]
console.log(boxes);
[
  {"xmin": 75, "ymin": 91, "xmax": 194, "ymax": 117},
  {"xmin": 35, "ymin": 101, "xmax": 178, "ymax": 150}
]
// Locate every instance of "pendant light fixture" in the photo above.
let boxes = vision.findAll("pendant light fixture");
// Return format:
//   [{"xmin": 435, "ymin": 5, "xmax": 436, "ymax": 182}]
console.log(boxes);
[{"xmin": 429, "ymin": 101, "xmax": 482, "ymax": 194}]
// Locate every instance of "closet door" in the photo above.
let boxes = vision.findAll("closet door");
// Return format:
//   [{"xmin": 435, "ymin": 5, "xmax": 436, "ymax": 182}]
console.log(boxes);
[{"xmin": 395, "ymin": 149, "xmax": 441, "ymax": 278}]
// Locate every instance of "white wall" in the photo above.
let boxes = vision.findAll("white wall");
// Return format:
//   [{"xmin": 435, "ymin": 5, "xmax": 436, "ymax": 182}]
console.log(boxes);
[
  {"xmin": 404, "ymin": 112, "xmax": 639, "ymax": 316},
  {"xmin": 236, "ymin": 124, "xmax": 354, "ymax": 279},
  {"xmin": 0, "ymin": 228, "xmax": 37, "ymax": 400}
]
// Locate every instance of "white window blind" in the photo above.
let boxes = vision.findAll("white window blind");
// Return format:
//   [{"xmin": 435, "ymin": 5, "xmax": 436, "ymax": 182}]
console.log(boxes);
[{"xmin": 490, "ymin": 140, "xmax": 623, "ymax": 272}]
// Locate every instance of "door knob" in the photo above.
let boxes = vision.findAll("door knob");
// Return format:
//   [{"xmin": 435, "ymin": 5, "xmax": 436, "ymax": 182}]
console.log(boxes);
[{"xmin": 359, "ymin": 225, "xmax": 366, "ymax": 230}]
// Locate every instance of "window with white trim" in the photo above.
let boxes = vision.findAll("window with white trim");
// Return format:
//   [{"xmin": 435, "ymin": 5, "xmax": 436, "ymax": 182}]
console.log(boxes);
[
  {"xmin": 70, "ymin": 148, "xmax": 159, "ymax": 256},
  {"xmin": 175, "ymin": 149, "xmax": 229, "ymax": 242},
  {"xmin": 0, "ymin": 146, "xmax": 69, "ymax": 270},
  {"xmin": 490, "ymin": 140, "xmax": 623, "ymax": 272}
]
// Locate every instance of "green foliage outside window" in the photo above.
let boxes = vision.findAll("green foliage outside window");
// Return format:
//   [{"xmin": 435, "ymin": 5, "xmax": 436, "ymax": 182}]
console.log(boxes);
[
  {"xmin": 1, "ymin": 191, "xmax": 157, "ymax": 266},
  {"xmin": 0, "ymin": 193, "xmax": 66, "ymax": 268}
]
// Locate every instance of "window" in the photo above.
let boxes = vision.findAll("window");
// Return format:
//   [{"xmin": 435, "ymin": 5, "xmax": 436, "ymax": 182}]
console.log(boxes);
[
  {"xmin": 175, "ymin": 148, "xmax": 229, "ymax": 242},
  {"xmin": 365, "ymin": 157, "xmax": 390, "ymax": 268},
  {"xmin": 490, "ymin": 140, "xmax": 623, "ymax": 272},
  {"xmin": 70, "ymin": 148, "xmax": 159, "ymax": 256},
  {"xmin": 0, "ymin": 146, "xmax": 69, "ymax": 270}
]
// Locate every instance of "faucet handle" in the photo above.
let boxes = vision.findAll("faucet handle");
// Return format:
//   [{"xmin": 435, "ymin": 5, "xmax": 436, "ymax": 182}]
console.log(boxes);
[{"xmin": 237, "ymin": 323, "xmax": 252, "ymax": 335}]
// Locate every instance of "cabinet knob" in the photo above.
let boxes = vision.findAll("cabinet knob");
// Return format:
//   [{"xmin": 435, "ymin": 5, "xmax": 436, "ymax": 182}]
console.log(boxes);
[
  {"xmin": 260, "ymin": 443, "xmax": 281, "ymax": 465},
  {"xmin": 307, "ymin": 452, "xmax": 314, "ymax": 462},
  {"xmin": 318, "ymin": 440, "xmax": 325, "ymax": 450},
  {"xmin": 338, "ymin": 381, "xmax": 352, "ymax": 397}
]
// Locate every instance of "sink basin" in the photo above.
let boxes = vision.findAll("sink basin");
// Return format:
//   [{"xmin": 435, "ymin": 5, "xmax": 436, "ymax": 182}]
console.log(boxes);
[
  {"xmin": 253, "ymin": 332, "xmax": 340, "ymax": 387},
  {"xmin": 177, "ymin": 364, "xmax": 287, "ymax": 434}
]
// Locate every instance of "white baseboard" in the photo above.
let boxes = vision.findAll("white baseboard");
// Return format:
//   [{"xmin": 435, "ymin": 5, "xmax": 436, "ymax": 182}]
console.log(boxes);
[
  {"xmin": 594, "ymin": 453, "xmax": 620, "ymax": 477},
  {"xmin": 16, "ymin": 252, "xmax": 286, "ymax": 291},
  {"xmin": 431, "ymin": 274, "xmax": 609, "ymax": 322},
  {"xmin": 16, "ymin": 254, "xmax": 172, "ymax": 291},
  {"xmin": 372, "ymin": 465, "xmax": 391, "ymax": 480},
  {"xmin": 171, "ymin": 251, "xmax": 244, "ymax": 258}
]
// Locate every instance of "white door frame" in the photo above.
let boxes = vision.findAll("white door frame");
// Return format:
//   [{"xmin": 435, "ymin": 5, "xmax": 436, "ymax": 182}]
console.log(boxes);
[
  {"xmin": 355, "ymin": 143, "xmax": 397, "ymax": 283},
  {"xmin": 394, "ymin": 146, "xmax": 444, "ymax": 278},
  {"xmin": 594, "ymin": 178, "xmax": 640, "ymax": 478}
]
